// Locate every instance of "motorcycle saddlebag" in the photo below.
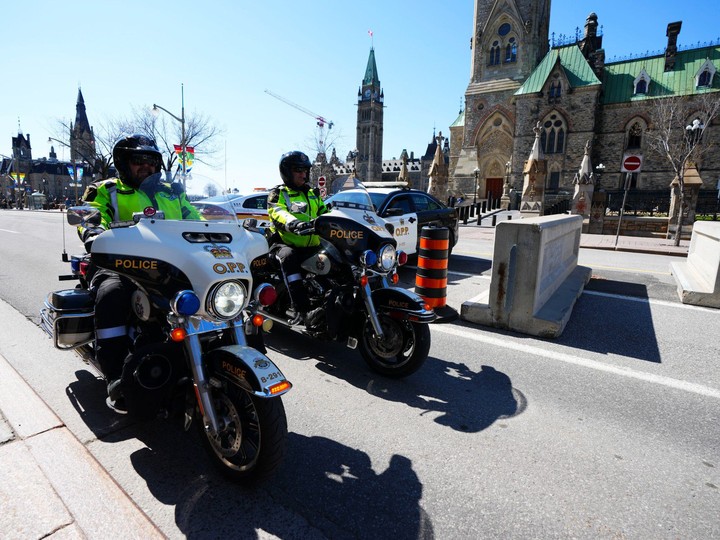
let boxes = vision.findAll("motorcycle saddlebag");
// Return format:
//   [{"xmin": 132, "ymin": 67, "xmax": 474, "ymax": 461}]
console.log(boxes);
[{"xmin": 40, "ymin": 289, "xmax": 95, "ymax": 349}]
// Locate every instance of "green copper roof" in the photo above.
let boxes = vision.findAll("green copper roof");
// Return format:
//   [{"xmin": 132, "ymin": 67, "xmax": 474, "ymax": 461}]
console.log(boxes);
[
  {"xmin": 450, "ymin": 110, "xmax": 465, "ymax": 128},
  {"xmin": 602, "ymin": 46, "xmax": 720, "ymax": 104},
  {"xmin": 515, "ymin": 44, "xmax": 601, "ymax": 95},
  {"xmin": 363, "ymin": 48, "xmax": 380, "ymax": 87}
]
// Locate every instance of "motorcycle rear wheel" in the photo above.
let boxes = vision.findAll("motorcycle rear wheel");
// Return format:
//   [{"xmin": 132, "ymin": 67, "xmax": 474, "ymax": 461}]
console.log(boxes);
[
  {"xmin": 197, "ymin": 384, "xmax": 288, "ymax": 484},
  {"xmin": 359, "ymin": 314, "xmax": 430, "ymax": 377}
]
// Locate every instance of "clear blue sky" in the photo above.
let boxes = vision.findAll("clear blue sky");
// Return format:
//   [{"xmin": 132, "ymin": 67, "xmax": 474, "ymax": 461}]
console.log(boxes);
[{"xmin": 3, "ymin": 0, "xmax": 717, "ymax": 193}]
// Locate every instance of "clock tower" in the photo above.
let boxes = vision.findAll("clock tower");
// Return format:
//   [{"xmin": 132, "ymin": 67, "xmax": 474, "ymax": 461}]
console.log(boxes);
[{"xmin": 356, "ymin": 48, "xmax": 384, "ymax": 183}]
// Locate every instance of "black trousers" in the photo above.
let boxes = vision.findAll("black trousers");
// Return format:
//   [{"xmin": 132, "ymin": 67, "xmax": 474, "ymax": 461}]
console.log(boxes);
[
  {"xmin": 271, "ymin": 244, "xmax": 319, "ymax": 312},
  {"xmin": 91, "ymin": 271, "xmax": 133, "ymax": 382}
]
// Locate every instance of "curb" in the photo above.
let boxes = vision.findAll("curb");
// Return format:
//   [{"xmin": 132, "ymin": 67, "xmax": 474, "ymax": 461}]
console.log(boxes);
[{"xmin": 0, "ymin": 353, "xmax": 163, "ymax": 539}]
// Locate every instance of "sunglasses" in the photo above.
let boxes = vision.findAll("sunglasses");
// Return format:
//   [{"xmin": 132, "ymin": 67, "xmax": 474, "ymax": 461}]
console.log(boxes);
[{"xmin": 129, "ymin": 154, "xmax": 160, "ymax": 166}]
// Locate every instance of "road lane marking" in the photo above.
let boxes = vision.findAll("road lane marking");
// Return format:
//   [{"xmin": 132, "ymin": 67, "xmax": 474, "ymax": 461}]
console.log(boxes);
[
  {"xmin": 431, "ymin": 324, "xmax": 720, "ymax": 400},
  {"xmin": 0, "ymin": 228, "xmax": 19, "ymax": 234},
  {"xmin": 583, "ymin": 290, "xmax": 720, "ymax": 312}
]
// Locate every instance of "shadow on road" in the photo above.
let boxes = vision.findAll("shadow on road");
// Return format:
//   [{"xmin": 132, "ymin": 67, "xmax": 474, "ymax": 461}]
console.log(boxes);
[
  {"xmin": 66, "ymin": 368, "xmax": 434, "ymax": 539},
  {"xmin": 557, "ymin": 285, "xmax": 662, "ymax": 363},
  {"xmin": 267, "ymin": 327, "xmax": 525, "ymax": 433}
]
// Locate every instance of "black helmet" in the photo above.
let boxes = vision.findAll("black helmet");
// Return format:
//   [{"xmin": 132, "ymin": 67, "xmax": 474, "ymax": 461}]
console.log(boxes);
[
  {"xmin": 113, "ymin": 134, "xmax": 162, "ymax": 183},
  {"xmin": 279, "ymin": 150, "xmax": 311, "ymax": 187}
]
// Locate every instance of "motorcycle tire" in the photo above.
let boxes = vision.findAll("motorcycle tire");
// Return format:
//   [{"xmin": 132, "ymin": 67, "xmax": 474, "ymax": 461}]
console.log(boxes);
[
  {"xmin": 358, "ymin": 314, "xmax": 431, "ymax": 378},
  {"xmin": 197, "ymin": 383, "xmax": 288, "ymax": 484}
]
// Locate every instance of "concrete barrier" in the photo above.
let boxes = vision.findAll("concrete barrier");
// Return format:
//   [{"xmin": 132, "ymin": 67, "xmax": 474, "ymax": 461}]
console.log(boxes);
[
  {"xmin": 670, "ymin": 221, "xmax": 720, "ymax": 308},
  {"xmin": 461, "ymin": 214, "xmax": 591, "ymax": 338}
]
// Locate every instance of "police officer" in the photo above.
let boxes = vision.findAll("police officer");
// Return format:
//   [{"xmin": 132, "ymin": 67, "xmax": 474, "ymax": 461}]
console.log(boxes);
[
  {"xmin": 79, "ymin": 134, "xmax": 200, "ymax": 413},
  {"xmin": 267, "ymin": 151, "xmax": 328, "ymax": 325}
]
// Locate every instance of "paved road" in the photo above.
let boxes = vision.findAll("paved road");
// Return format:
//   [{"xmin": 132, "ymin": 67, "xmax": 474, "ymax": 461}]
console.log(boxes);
[{"xmin": 1, "ymin": 210, "xmax": 718, "ymax": 539}]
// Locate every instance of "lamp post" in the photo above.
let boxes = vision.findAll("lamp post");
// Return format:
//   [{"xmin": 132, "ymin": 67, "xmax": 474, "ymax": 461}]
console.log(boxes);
[
  {"xmin": 473, "ymin": 167, "xmax": 479, "ymax": 206},
  {"xmin": 594, "ymin": 163, "xmax": 605, "ymax": 190},
  {"xmin": 685, "ymin": 117, "xmax": 705, "ymax": 148},
  {"xmin": 153, "ymin": 83, "xmax": 186, "ymax": 186}
]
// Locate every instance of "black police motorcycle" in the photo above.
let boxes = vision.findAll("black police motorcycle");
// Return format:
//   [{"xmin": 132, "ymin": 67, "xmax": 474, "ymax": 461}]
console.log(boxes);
[{"xmin": 247, "ymin": 190, "xmax": 436, "ymax": 378}]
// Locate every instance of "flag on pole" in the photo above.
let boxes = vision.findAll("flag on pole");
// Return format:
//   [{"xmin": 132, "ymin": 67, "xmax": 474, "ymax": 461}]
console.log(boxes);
[
  {"xmin": 368, "ymin": 30, "xmax": 373, "ymax": 37},
  {"xmin": 174, "ymin": 145, "xmax": 195, "ymax": 173}
]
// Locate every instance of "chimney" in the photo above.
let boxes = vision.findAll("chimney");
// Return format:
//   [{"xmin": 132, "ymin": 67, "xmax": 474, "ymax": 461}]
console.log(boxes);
[{"xmin": 664, "ymin": 21, "xmax": 682, "ymax": 71}]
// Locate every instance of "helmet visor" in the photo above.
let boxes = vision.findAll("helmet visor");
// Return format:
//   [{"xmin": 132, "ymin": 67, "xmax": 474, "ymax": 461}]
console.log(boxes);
[{"xmin": 129, "ymin": 153, "xmax": 161, "ymax": 167}]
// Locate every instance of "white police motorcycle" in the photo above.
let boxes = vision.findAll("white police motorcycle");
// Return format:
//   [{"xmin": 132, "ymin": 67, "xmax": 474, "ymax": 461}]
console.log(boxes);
[{"xmin": 40, "ymin": 173, "xmax": 291, "ymax": 483}]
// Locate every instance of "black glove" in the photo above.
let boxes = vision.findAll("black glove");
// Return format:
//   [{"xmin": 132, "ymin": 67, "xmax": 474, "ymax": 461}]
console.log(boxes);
[
  {"xmin": 81, "ymin": 227, "xmax": 105, "ymax": 252},
  {"xmin": 287, "ymin": 220, "xmax": 314, "ymax": 234}
]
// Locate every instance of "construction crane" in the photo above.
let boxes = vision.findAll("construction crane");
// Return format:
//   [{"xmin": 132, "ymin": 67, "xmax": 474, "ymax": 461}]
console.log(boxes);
[{"xmin": 264, "ymin": 89, "xmax": 334, "ymax": 152}]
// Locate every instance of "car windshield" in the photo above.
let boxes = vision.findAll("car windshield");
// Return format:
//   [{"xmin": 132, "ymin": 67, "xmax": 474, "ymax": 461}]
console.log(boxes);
[
  {"xmin": 328, "ymin": 190, "xmax": 376, "ymax": 212},
  {"xmin": 368, "ymin": 192, "xmax": 390, "ymax": 212}
]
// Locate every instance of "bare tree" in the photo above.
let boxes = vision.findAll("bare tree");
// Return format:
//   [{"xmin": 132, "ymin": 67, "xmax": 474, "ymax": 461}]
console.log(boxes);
[
  {"xmin": 122, "ymin": 107, "xmax": 223, "ymax": 181},
  {"xmin": 645, "ymin": 93, "xmax": 720, "ymax": 245},
  {"xmin": 304, "ymin": 127, "xmax": 346, "ymax": 188}
]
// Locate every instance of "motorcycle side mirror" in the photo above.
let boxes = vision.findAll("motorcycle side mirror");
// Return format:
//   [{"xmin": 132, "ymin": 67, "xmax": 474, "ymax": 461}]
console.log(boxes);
[
  {"xmin": 66, "ymin": 205, "xmax": 101, "ymax": 226},
  {"xmin": 244, "ymin": 218, "xmax": 258, "ymax": 229}
]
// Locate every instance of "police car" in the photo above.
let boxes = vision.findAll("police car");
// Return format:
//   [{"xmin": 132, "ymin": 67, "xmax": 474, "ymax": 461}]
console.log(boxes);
[
  {"xmin": 326, "ymin": 182, "xmax": 459, "ymax": 257},
  {"xmin": 191, "ymin": 191, "xmax": 270, "ymax": 226}
]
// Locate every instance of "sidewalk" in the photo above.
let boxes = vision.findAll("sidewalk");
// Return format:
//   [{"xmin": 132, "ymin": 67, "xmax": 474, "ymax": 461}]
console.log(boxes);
[
  {"xmin": 0, "ymin": 352, "xmax": 163, "ymax": 539},
  {"xmin": 579, "ymin": 232, "xmax": 689, "ymax": 257},
  {"xmin": 459, "ymin": 212, "xmax": 691, "ymax": 257}
]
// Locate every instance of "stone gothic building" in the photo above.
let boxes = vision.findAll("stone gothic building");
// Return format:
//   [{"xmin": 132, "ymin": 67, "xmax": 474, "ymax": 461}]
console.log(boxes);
[
  {"xmin": 449, "ymin": 0, "xmax": 720, "ymax": 210},
  {"xmin": 1, "ymin": 89, "xmax": 99, "ymax": 205}
]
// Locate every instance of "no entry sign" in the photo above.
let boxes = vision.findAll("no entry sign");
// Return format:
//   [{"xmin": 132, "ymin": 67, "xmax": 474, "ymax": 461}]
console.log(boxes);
[{"xmin": 621, "ymin": 154, "xmax": 643, "ymax": 173}]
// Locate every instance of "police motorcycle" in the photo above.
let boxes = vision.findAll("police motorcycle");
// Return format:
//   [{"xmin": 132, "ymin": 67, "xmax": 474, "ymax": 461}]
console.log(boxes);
[
  {"xmin": 247, "ymin": 189, "xmax": 436, "ymax": 378},
  {"xmin": 39, "ymin": 173, "xmax": 291, "ymax": 483}
]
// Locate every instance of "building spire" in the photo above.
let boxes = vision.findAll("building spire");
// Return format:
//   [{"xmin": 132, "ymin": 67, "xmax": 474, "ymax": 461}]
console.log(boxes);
[{"xmin": 363, "ymin": 47, "xmax": 380, "ymax": 87}]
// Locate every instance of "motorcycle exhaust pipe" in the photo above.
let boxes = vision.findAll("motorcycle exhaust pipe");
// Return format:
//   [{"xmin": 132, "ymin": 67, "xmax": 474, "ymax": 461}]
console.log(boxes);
[{"xmin": 257, "ymin": 308, "xmax": 303, "ymax": 327}]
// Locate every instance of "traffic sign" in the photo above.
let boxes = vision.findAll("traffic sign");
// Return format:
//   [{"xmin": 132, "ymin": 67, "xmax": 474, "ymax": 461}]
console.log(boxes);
[
  {"xmin": 318, "ymin": 176, "xmax": 326, "ymax": 188},
  {"xmin": 320, "ymin": 187, "xmax": 327, "ymax": 198},
  {"xmin": 621, "ymin": 154, "xmax": 642, "ymax": 173}
]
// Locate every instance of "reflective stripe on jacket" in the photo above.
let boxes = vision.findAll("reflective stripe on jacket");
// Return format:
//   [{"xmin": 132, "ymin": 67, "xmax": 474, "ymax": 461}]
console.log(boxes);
[{"xmin": 267, "ymin": 184, "xmax": 327, "ymax": 247}]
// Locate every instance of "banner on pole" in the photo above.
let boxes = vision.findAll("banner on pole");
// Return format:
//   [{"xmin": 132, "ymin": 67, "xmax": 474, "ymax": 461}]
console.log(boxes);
[{"xmin": 174, "ymin": 145, "xmax": 195, "ymax": 173}]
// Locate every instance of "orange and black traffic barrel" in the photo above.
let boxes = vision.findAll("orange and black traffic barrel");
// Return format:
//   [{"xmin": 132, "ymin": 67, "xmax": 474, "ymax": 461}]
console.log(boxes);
[{"xmin": 415, "ymin": 226, "xmax": 458, "ymax": 323}]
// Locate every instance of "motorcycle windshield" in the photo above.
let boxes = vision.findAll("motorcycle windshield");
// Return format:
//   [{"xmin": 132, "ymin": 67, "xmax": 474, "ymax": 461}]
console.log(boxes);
[{"xmin": 169, "ymin": 173, "xmax": 240, "ymax": 226}]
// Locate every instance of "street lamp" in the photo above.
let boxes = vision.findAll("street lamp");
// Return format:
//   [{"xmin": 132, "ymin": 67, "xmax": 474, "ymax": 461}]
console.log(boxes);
[
  {"xmin": 473, "ymin": 167, "xmax": 479, "ymax": 206},
  {"xmin": 153, "ymin": 83, "xmax": 186, "ymax": 185},
  {"xmin": 685, "ymin": 117, "xmax": 705, "ymax": 147},
  {"xmin": 594, "ymin": 163, "xmax": 605, "ymax": 190}
]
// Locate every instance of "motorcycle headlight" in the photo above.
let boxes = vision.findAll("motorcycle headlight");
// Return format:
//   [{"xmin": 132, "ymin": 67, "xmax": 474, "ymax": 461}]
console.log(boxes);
[
  {"xmin": 207, "ymin": 280, "xmax": 247, "ymax": 320},
  {"xmin": 377, "ymin": 244, "xmax": 397, "ymax": 272}
]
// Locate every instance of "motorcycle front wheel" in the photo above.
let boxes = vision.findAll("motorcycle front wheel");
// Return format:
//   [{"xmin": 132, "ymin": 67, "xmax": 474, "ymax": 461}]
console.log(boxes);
[
  {"xmin": 358, "ymin": 313, "xmax": 431, "ymax": 377},
  {"xmin": 197, "ymin": 384, "xmax": 288, "ymax": 484}
]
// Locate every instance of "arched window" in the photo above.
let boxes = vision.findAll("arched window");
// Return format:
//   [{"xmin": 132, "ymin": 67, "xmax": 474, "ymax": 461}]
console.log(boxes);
[
  {"xmin": 540, "ymin": 112, "xmax": 567, "ymax": 154},
  {"xmin": 695, "ymin": 60, "xmax": 716, "ymax": 88},
  {"xmin": 633, "ymin": 69, "xmax": 651, "ymax": 95},
  {"xmin": 627, "ymin": 122, "xmax": 643, "ymax": 149},
  {"xmin": 505, "ymin": 38, "xmax": 517, "ymax": 63},
  {"xmin": 489, "ymin": 41, "xmax": 501, "ymax": 65},
  {"xmin": 548, "ymin": 81, "xmax": 562, "ymax": 103},
  {"xmin": 698, "ymin": 69, "xmax": 712, "ymax": 87}
]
